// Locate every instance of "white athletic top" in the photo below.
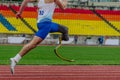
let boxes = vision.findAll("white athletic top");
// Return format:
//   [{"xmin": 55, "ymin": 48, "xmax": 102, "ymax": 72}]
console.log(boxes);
[{"xmin": 37, "ymin": 0, "xmax": 56, "ymax": 23}]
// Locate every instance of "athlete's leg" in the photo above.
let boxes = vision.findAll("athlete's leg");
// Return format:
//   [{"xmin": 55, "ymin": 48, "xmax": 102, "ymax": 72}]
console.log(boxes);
[
  {"xmin": 10, "ymin": 36, "xmax": 43, "ymax": 74},
  {"xmin": 10, "ymin": 22, "xmax": 51, "ymax": 74},
  {"xmin": 50, "ymin": 22, "xmax": 69, "ymax": 41},
  {"xmin": 12, "ymin": 36, "xmax": 42, "ymax": 61},
  {"xmin": 57, "ymin": 24, "xmax": 69, "ymax": 41},
  {"xmin": 19, "ymin": 36, "xmax": 43, "ymax": 57}
]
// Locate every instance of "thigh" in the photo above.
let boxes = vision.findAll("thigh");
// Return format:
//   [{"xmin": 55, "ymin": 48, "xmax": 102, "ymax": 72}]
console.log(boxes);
[
  {"xmin": 50, "ymin": 22, "xmax": 59, "ymax": 32},
  {"xmin": 30, "ymin": 36, "xmax": 43, "ymax": 45},
  {"xmin": 35, "ymin": 22, "xmax": 51, "ymax": 39}
]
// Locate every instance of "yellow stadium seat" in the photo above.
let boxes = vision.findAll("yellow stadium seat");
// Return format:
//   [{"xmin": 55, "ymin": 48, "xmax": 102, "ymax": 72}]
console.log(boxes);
[
  {"xmin": 24, "ymin": 18, "xmax": 38, "ymax": 31},
  {"xmin": 0, "ymin": 23, "xmax": 10, "ymax": 33},
  {"xmin": 53, "ymin": 19, "xmax": 120, "ymax": 36},
  {"xmin": 6, "ymin": 17, "xmax": 34, "ymax": 34},
  {"xmin": 110, "ymin": 21, "xmax": 120, "ymax": 31}
]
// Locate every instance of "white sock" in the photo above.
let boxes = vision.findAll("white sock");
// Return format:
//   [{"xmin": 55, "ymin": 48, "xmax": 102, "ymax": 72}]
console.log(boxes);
[{"xmin": 13, "ymin": 54, "xmax": 22, "ymax": 63}]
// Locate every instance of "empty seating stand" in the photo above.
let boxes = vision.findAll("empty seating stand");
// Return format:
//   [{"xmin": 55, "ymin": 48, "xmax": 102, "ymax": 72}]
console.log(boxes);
[
  {"xmin": 0, "ymin": 4, "xmax": 120, "ymax": 36},
  {"xmin": 0, "ymin": 14, "xmax": 16, "ymax": 31}
]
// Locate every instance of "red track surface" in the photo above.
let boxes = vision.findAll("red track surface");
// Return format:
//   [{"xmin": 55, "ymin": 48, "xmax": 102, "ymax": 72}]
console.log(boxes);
[{"xmin": 1, "ymin": 65, "xmax": 120, "ymax": 80}]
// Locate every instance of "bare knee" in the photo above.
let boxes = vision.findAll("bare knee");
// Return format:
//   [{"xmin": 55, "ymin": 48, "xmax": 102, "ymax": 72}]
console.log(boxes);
[{"xmin": 23, "ymin": 36, "xmax": 42, "ymax": 50}]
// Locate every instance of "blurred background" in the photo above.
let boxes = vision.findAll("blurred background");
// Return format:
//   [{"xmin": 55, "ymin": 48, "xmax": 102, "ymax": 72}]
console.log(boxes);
[{"xmin": 1, "ymin": 0, "xmax": 120, "ymax": 46}]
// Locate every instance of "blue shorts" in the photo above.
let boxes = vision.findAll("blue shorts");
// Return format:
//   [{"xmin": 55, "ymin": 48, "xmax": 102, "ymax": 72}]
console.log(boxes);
[{"xmin": 35, "ymin": 21, "xmax": 59, "ymax": 40}]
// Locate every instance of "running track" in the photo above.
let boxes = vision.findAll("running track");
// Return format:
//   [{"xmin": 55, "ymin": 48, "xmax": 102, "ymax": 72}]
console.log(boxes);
[{"xmin": 1, "ymin": 65, "xmax": 120, "ymax": 80}]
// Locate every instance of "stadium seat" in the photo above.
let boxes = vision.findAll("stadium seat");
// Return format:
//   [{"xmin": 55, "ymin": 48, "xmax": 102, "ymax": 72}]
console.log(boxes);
[
  {"xmin": 96, "ymin": 9, "xmax": 120, "ymax": 35},
  {"xmin": 53, "ymin": 19, "xmax": 120, "ymax": 36},
  {"xmin": 0, "ymin": 5, "xmax": 9, "ymax": 10},
  {"xmin": 7, "ymin": 17, "xmax": 34, "ymax": 34},
  {"xmin": 24, "ymin": 18, "xmax": 38, "ymax": 31},
  {"xmin": 0, "ymin": 14, "xmax": 16, "ymax": 31},
  {"xmin": 1, "ymin": 4, "xmax": 120, "ymax": 36},
  {"xmin": 0, "ymin": 23, "xmax": 10, "ymax": 33}
]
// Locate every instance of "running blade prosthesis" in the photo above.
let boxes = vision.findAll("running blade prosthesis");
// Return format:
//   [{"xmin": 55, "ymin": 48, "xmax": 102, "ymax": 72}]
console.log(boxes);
[{"xmin": 54, "ymin": 36, "xmax": 75, "ymax": 62}]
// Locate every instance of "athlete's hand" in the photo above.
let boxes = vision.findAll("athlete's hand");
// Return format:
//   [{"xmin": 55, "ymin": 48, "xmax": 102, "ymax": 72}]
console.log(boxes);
[{"xmin": 16, "ymin": 12, "xmax": 22, "ymax": 19}]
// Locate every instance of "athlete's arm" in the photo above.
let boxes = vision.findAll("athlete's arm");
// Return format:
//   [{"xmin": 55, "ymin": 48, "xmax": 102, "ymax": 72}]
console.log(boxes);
[
  {"xmin": 54, "ymin": 0, "xmax": 67, "ymax": 10},
  {"xmin": 16, "ymin": 0, "xmax": 36, "ymax": 18}
]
